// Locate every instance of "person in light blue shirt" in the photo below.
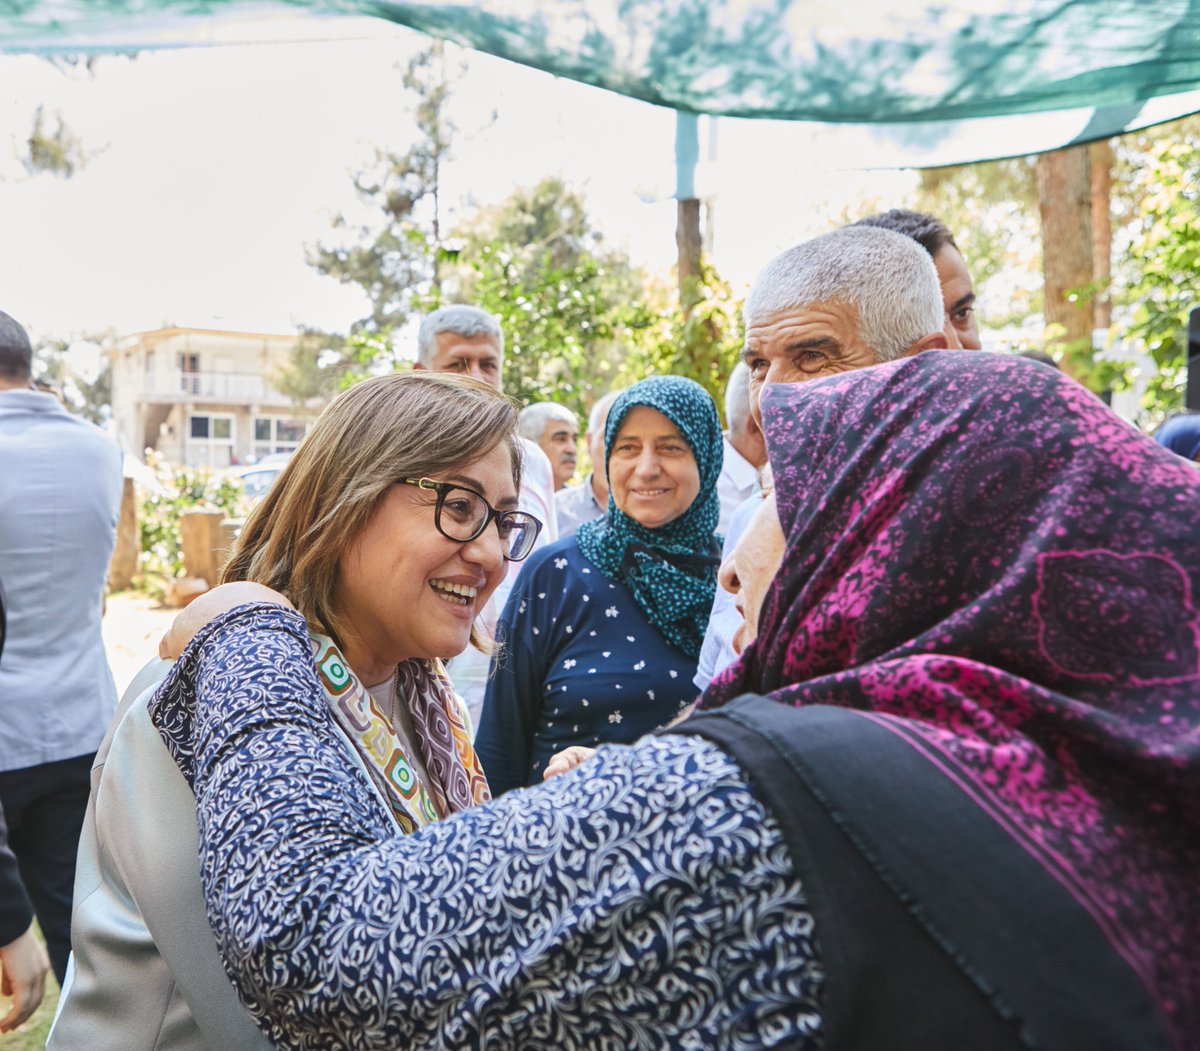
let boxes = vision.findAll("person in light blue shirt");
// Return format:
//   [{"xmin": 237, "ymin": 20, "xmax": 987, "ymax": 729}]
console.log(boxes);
[{"xmin": 0, "ymin": 310, "xmax": 122, "ymax": 982}]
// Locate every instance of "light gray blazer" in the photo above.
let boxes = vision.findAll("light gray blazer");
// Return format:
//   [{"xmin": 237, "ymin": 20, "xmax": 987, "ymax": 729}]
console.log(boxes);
[
  {"xmin": 51, "ymin": 655, "xmax": 404, "ymax": 1049},
  {"xmin": 48, "ymin": 661, "xmax": 272, "ymax": 1050}
]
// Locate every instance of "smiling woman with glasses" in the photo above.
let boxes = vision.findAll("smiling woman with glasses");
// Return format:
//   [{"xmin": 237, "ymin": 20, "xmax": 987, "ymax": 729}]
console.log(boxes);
[{"xmin": 51, "ymin": 371, "xmax": 537, "ymax": 1050}]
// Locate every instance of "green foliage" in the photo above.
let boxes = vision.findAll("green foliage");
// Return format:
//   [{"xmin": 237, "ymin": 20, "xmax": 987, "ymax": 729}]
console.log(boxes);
[
  {"xmin": 271, "ymin": 332, "xmax": 349, "ymax": 403},
  {"xmin": 137, "ymin": 452, "xmax": 244, "ymax": 593},
  {"xmin": 303, "ymin": 63, "xmax": 741, "ymax": 423},
  {"xmin": 914, "ymin": 157, "xmax": 1044, "ymax": 329},
  {"xmin": 306, "ymin": 44, "xmax": 457, "ymax": 335},
  {"xmin": 448, "ymin": 240, "xmax": 646, "ymax": 418},
  {"xmin": 623, "ymin": 265, "xmax": 743, "ymax": 421},
  {"xmin": 1115, "ymin": 128, "xmax": 1200, "ymax": 416},
  {"xmin": 33, "ymin": 335, "xmax": 112, "ymax": 425},
  {"xmin": 411, "ymin": 176, "xmax": 651, "ymax": 420}
]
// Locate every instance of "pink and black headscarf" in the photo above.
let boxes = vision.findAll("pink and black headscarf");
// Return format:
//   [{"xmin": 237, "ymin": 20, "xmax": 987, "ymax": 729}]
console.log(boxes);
[{"xmin": 703, "ymin": 351, "xmax": 1200, "ymax": 1045}]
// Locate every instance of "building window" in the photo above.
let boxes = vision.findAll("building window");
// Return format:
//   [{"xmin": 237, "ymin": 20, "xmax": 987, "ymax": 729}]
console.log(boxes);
[
  {"xmin": 186, "ymin": 413, "xmax": 235, "ymax": 468},
  {"xmin": 179, "ymin": 352, "xmax": 201, "ymax": 394},
  {"xmin": 253, "ymin": 416, "xmax": 307, "ymax": 459}
]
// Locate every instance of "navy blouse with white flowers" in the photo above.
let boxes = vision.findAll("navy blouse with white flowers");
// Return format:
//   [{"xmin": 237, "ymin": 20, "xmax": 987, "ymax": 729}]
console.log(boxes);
[{"xmin": 475, "ymin": 535, "xmax": 700, "ymax": 795}]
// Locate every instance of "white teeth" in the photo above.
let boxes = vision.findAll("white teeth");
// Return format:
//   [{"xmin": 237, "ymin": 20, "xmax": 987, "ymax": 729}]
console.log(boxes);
[{"xmin": 430, "ymin": 580, "xmax": 478, "ymax": 601}]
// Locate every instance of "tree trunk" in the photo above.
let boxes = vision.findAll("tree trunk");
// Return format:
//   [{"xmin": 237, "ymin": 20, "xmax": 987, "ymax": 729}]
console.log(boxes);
[
  {"xmin": 1036, "ymin": 146, "xmax": 1094, "ymax": 350},
  {"xmin": 1089, "ymin": 140, "xmax": 1113, "ymax": 330},
  {"xmin": 676, "ymin": 197, "xmax": 703, "ymax": 315}
]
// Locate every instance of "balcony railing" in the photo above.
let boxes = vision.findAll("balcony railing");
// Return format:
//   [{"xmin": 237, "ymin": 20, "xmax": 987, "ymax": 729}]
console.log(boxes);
[{"xmin": 136, "ymin": 370, "xmax": 291, "ymax": 404}]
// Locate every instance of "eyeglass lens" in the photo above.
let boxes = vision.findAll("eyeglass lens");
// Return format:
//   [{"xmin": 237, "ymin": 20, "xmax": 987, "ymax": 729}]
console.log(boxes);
[{"xmin": 438, "ymin": 487, "xmax": 538, "ymax": 560}]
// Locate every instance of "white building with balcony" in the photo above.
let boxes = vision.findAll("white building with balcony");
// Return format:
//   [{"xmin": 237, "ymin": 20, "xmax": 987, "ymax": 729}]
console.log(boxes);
[{"xmin": 109, "ymin": 326, "xmax": 326, "ymax": 467}]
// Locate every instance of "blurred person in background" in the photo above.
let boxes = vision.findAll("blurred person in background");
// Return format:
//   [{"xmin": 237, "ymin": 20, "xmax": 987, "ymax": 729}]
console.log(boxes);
[
  {"xmin": 1154, "ymin": 413, "xmax": 1200, "ymax": 463},
  {"xmin": 0, "ymin": 309, "xmax": 122, "ymax": 987},
  {"xmin": 855, "ymin": 208, "xmax": 981, "ymax": 351},
  {"xmin": 555, "ymin": 389, "xmax": 621, "ymax": 538},
  {"xmin": 519, "ymin": 401, "xmax": 579, "ymax": 491},
  {"xmin": 715, "ymin": 361, "xmax": 766, "ymax": 532}
]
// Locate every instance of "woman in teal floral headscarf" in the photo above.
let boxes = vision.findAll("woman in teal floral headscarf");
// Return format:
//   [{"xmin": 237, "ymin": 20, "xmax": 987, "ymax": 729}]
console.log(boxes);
[
  {"xmin": 477, "ymin": 375, "xmax": 724, "ymax": 794},
  {"xmin": 576, "ymin": 376, "xmax": 724, "ymax": 654}
]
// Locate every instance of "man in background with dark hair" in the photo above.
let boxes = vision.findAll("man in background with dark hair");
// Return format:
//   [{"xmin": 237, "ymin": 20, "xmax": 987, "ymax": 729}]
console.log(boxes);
[
  {"xmin": 0, "ymin": 310, "xmax": 122, "ymax": 987},
  {"xmin": 855, "ymin": 208, "xmax": 981, "ymax": 351}
]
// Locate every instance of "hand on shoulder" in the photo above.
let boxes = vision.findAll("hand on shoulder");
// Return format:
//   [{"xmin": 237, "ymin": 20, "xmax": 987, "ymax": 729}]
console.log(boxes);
[{"xmin": 159, "ymin": 582, "xmax": 294, "ymax": 661}]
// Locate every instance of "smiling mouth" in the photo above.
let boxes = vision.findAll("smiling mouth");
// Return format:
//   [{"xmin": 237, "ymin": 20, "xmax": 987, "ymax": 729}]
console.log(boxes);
[
  {"xmin": 631, "ymin": 488, "xmax": 670, "ymax": 497},
  {"xmin": 429, "ymin": 580, "xmax": 478, "ymax": 606}
]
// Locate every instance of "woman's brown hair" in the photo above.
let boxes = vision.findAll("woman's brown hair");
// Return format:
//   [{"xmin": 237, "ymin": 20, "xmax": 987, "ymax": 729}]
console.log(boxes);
[{"xmin": 222, "ymin": 371, "xmax": 522, "ymax": 651}]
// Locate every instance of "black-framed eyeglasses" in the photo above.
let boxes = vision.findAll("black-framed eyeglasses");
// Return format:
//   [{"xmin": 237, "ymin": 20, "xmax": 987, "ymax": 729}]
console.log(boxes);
[{"xmin": 399, "ymin": 478, "xmax": 543, "ymax": 562}]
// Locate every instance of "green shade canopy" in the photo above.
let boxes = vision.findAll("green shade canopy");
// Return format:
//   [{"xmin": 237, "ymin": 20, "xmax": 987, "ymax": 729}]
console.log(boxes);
[{"xmin": 3, "ymin": 0, "xmax": 1199, "ymax": 163}]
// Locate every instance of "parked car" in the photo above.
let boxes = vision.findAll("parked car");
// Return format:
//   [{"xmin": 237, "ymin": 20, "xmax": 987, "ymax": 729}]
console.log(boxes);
[{"xmin": 235, "ymin": 453, "xmax": 291, "ymax": 503}]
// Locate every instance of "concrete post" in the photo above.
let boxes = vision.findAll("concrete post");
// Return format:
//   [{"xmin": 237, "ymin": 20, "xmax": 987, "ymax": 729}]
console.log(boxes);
[
  {"xmin": 107, "ymin": 476, "xmax": 139, "ymax": 592},
  {"xmin": 179, "ymin": 509, "xmax": 227, "ymax": 588}
]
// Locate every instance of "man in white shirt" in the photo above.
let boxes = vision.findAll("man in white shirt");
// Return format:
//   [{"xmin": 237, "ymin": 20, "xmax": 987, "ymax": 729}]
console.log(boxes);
[
  {"xmin": 716, "ymin": 362, "xmax": 766, "ymax": 533},
  {"xmin": 414, "ymin": 306, "xmax": 558, "ymax": 725},
  {"xmin": 554, "ymin": 389, "xmax": 621, "ymax": 538},
  {"xmin": 0, "ymin": 310, "xmax": 123, "ymax": 984}
]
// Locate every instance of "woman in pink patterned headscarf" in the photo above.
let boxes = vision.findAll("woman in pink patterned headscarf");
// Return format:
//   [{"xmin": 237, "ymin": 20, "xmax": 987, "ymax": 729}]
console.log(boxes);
[{"xmin": 701, "ymin": 350, "xmax": 1199, "ymax": 1051}]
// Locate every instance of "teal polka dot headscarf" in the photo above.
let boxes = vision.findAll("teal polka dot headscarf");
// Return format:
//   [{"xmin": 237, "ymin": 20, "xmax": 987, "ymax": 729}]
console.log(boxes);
[{"xmin": 576, "ymin": 375, "xmax": 724, "ymax": 658}]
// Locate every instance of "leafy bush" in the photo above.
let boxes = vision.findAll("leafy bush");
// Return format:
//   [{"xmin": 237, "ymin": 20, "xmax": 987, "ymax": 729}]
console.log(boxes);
[
  {"xmin": 1115, "ymin": 121, "xmax": 1200, "ymax": 418},
  {"xmin": 137, "ymin": 452, "xmax": 245, "ymax": 595}
]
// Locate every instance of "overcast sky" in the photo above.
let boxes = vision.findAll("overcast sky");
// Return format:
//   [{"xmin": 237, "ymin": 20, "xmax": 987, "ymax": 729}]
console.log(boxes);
[{"xmin": 0, "ymin": 17, "xmax": 917, "ymax": 345}]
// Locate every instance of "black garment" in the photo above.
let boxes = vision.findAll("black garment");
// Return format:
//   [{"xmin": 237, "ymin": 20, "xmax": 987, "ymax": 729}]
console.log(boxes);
[
  {"xmin": 0, "ymin": 752, "xmax": 94, "ymax": 983},
  {"xmin": 668, "ymin": 697, "xmax": 1170, "ymax": 1051},
  {"xmin": 0, "ymin": 797, "xmax": 33, "ymax": 948}
]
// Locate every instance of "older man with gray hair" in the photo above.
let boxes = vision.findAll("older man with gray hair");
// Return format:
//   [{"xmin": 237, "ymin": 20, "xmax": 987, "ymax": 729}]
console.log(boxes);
[
  {"xmin": 696, "ymin": 226, "xmax": 949, "ymax": 693},
  {"xmin": 716, "ymin": 362, "xmax": 766, "ymax": 533},
  {"xmin": 554, "ymin": 389, "xmax": 622, "ymax": 538},
  {"xmin": 740, "ymin": 225, "xmax": 948, "ymax": 428},
  {"xmin": 519, "ymin": 402, "xmax": 579, "ymax": 491},
  {"xmin": 413, "ymin": 304, "xmax": 505, "ymax": 384}
]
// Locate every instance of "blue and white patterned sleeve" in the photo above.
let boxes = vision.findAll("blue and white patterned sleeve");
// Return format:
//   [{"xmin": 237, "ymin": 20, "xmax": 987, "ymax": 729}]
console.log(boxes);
[{"xmin": 153, "ymin": 604, "xmax": 824, "ymax": 1051}]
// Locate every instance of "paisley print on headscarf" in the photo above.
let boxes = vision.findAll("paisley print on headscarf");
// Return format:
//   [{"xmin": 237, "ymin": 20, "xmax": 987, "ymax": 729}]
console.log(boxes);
[
  {"xmin": 576, "ymin": 376, "xmax": 723, "ymax": 657},
  {"xmin": 703, "ymin": 351, "xmax": 1200, "ymax": 1047}
]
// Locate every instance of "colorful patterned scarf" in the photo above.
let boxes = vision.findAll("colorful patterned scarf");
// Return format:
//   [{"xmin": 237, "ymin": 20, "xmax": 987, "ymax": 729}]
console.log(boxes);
[
  {"xmin": 312, "ymin": 634, "xmax": 490, "ymax": 833},
  {"xmin": 702, "ymin": 351, "xmax": 1200, "ymax": 1046},
  {"xmin": 575, "ymin": 376, "xmax": 722, "ymax": 657}
]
